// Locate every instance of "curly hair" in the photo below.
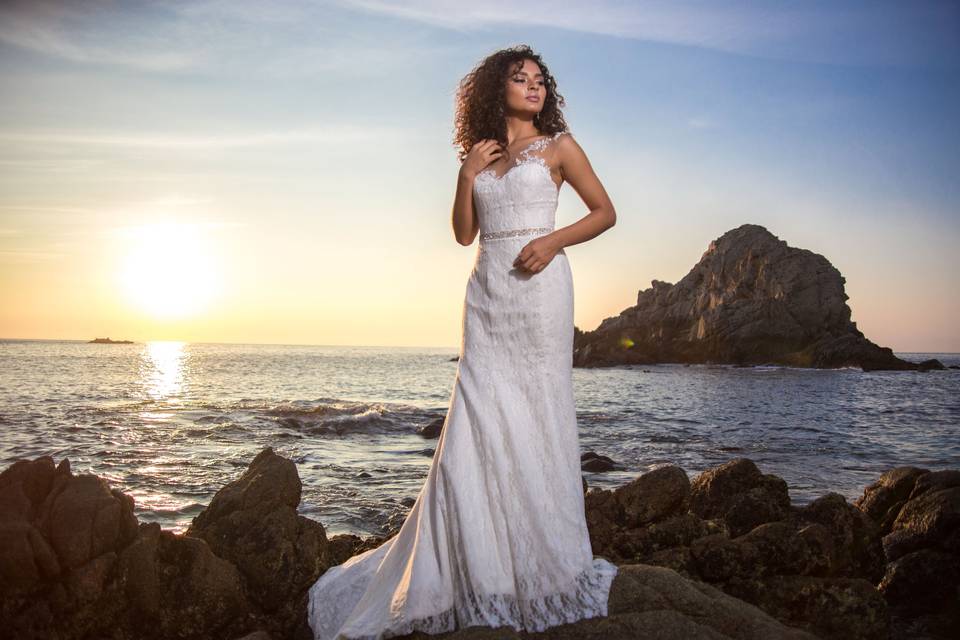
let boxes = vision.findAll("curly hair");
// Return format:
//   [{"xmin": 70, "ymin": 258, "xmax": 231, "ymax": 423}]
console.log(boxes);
[{"xmin": 453, "ymin": 44, "xmax": 568, "ymax": 162}]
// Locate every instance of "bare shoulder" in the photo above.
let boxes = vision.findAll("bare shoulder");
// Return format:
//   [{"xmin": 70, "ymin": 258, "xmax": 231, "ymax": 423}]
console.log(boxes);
[
  {"xmin": 554, "ymin": 131, "xmax": 586, "ymax": 160},
  {"xmin": 553, "ymin": 131, "xmax": 593, "ymax": 176}
]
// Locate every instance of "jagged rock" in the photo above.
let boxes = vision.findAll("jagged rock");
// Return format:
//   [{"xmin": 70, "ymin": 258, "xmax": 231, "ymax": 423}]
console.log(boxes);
[
  {"xmin": 186, "ymin": 448, "xmax": 331, "ymax": 619},
  {"xmin": 797, "ymin": 492, "xmax": 886, "ymax": 581},
  {"xmin": 116, "ymin": 521, "xmax": 251, "ymax": 639},
  {"xmin": 689, "ymin": 458, "xmax": 791, "ymax": 537},
  {"xmin": 882, "ymin": 486, "xmax": 960, "ymax": 562},
  {"xmin": 573, "ymin": 224, "xmax": 940, "ymax": 371},
  {"xmin": 40, "ymin": 473, "xmax": 139, "ymax": 571},
  {"xmin": 854, "ymin": 466, "xmax": 930, "ymax": 534}
]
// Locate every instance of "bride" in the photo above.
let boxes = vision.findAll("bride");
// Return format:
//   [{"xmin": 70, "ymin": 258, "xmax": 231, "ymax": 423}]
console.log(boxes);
[{"xmin": 307, "ymin": 44, "xmax": 619, "ymax": 640}]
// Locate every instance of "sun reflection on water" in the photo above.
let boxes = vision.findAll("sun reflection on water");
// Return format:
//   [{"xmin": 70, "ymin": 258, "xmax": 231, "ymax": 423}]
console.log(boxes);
[{"xmin": 139, "ymin": 341, "xmax": 188, "ymax": 403}]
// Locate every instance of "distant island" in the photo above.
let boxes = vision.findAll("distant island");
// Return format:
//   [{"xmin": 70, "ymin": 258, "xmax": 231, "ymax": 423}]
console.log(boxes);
[
  {"xmin": 88, "ymin": 337, "xmax": 135, "ymax": 344},
  {"xmin": 574, "ymin": 224, "xmax": 945, "ymax": 372}
]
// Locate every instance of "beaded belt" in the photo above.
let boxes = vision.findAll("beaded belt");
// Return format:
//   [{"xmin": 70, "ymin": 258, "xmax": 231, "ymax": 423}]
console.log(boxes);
[{"xmin": 479, "ymin": 226, "xmax": 553, "ymax": 242}]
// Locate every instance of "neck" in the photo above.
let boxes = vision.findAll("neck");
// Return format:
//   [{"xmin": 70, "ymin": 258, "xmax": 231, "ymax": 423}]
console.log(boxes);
[{"xmin": 504, "ymin": 115, "xmax": 539, "ymax": 145}]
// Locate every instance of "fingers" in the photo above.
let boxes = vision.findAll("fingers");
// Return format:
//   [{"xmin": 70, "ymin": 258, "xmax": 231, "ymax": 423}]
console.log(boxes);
[{"xmin": 513, "ymin": 253, "xmax": 545, "ymax": 273}]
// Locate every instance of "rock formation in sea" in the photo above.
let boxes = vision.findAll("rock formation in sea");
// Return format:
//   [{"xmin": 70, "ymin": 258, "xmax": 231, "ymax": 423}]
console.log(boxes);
[
  {"xmin": 1, "ymin": 448, "xmax": 957, "ymax": 639},
  {"xmin": 573, "ymin": 224, "xmax": 945, "ymax": 371}
]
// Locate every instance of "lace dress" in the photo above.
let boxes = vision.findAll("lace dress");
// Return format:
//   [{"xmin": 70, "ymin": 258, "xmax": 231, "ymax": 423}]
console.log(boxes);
[{"xmin": 306, "ymin": 131, "xmax": 618, "ymax": 640}]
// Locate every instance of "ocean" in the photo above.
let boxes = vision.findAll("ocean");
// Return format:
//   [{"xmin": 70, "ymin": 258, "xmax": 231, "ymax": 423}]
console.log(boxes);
[{"xmin": 1, "ymin": 339, "xmax": 957, "ymax": 538}]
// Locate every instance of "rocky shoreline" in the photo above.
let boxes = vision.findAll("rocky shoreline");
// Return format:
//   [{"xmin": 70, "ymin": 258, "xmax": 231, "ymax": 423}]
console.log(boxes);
[{"xmin": 1, "ymin": 449, "xmax": 957, "ymax": 639}]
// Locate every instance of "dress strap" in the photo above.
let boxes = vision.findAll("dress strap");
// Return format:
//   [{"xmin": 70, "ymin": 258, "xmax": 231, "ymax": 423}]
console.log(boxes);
[{"xmin": 516, "ymin": 131, "xmax": 568, "ymax": 164}]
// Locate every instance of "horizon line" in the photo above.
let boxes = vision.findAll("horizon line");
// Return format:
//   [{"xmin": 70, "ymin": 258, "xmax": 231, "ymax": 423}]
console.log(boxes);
[{"xmin": 0, "ymin": 337, "xmax": 956, "ymax": 356}]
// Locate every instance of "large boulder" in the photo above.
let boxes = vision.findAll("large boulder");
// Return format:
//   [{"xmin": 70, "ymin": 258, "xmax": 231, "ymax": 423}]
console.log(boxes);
[
  {"xmin": 186, "ymin": 448, "xmax": 332, "ymax": 617},
  {"xmin": 116, "ymin": 522, "xmax": 252, "ymax": 639},
  {"xmin": 861, "ymin": 469, "xmax": 960, "ymax": 636}
]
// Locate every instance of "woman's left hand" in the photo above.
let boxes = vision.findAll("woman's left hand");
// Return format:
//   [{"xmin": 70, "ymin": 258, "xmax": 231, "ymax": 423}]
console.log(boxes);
[{"xmin": 513, "ymin": 234, "xmax": 563, "ymax": 274}]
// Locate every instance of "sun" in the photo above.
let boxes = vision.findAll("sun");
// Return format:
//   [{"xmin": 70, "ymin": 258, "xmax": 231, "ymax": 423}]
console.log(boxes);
[{"xmin": 117, "ymin": 222, "xmax": 223, "ymax": 319}]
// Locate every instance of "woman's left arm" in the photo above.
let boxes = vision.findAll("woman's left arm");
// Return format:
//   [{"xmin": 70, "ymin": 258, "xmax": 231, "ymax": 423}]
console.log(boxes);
[
  {"xmin": 550, "ymin": 133, "xmax": 616, "ymax": 249},
  {"xmin": 514, "ymin": 133, "xmax": 616, "ymax": 273}
]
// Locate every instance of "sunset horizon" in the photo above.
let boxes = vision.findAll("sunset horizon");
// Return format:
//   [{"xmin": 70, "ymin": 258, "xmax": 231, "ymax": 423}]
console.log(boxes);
[{"xmin": 1, "ymin": 2, "xmax": 958, "ymax": 354}]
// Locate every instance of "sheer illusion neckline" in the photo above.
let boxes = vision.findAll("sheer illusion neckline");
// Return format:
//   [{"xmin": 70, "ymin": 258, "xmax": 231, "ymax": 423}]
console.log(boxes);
[{"xmin": 477, "ymin": 132, "xmax": 563, "ymax": 191}]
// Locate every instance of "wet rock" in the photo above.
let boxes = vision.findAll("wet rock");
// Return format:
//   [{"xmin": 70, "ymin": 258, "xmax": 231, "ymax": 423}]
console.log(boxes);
[
  {"xmin": 418, "ymin": 417, "xmax": 445, "ymax": 439},
  {"xmin": 581, "ymin": 451, "xmax": 615, "ymax": 472}
]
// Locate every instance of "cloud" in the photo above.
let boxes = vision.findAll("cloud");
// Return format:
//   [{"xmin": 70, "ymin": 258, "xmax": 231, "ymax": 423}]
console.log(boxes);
[
  {"xmin": 0, "ymin": 125, "xmax": 397, "ymax": 150},
  {"xmin": 0, "ymin": 0, "xmax": 197, "ymax": 71},
  {"xmin": 334, "ymin": 0, "xmax": 959, "ymax": 68},
  {"xmin": 0, "ymin": 1, "xmax": 955, "ymax": 74},
  {"xmin": 0, "ymin": 0, "xmax": 452, "ymax": 77}
]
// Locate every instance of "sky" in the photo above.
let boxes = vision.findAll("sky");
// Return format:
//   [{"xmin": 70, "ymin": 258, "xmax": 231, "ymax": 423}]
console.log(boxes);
[{"xmin": 0, "ymin": 0, "xmax": 958, "ymax": 352}]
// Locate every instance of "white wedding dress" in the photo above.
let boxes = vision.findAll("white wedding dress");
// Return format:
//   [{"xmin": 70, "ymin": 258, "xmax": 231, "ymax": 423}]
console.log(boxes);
[{"xmin": 307, "ymin": 131, "xmax": 618, "ymax": 639}]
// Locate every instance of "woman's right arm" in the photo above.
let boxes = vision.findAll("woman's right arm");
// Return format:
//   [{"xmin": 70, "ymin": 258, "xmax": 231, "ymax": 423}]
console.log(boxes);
[{"xmin": 452, "ymin": 139, "xmax": 500, "ymax": 246}]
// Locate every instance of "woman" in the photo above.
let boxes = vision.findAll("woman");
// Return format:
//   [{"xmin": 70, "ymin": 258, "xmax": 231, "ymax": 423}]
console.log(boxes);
[{"xmin": 307, "ymin": 44, "xmax": 618, "ymax": 640}]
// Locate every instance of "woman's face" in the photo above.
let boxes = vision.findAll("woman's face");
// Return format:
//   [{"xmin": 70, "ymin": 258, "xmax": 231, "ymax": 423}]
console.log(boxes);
[{"xmin": 504, "ymin": 58, "xmax": 546, "ymax": 120}]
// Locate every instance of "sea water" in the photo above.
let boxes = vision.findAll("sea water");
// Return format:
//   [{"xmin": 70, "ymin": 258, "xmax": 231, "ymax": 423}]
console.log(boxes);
[{"xmin": 1, "ymin": 339, "xmax": 957, "ymax": 537}]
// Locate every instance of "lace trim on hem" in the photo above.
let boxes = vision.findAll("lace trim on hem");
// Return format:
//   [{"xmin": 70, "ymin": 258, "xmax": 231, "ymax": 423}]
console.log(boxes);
[{"xmin": 337, "ymin": 557, "xmax": 618, "ymax": 640}]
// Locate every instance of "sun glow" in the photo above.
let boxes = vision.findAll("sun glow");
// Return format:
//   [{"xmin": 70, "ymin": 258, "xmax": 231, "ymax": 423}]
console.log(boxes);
[{"xmin": 117, "ymin": 222, "xmax": 223, "ymax": 319}]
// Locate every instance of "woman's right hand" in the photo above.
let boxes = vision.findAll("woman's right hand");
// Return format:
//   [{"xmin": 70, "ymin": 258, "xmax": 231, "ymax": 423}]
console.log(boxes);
[{"xmin": 460, "ymin": 139, "xmax": 502, "ymax": 180}]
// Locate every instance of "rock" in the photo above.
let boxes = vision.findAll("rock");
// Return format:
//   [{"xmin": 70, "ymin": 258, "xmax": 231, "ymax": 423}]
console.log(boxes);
[
  {"xmin": 691, "ymin": 521, "xmax": 812, "ymax": 581},
  {"xmin": 418, "ymin": 417, "xmax": 445, "ymax": 439},
  {"xmin": 583, "ymin": 458, "xmax": 910, "ymax": 640},
  {"xmin": 599, "ymin": 564, "xmax": 820, "ymax": 639},
  {"xmin": 617, "ymin": 465, "xmax": 690, "ymax": 527},
  {"xmin": 882, "ymin": 486, "xmax": 960, "ymax": 562},
  {"xmin": 854, "ymin": 466, "xmax": 929, "ymax": 535},
  {"xmin": 572, "ymin": 224, "xmax": 932, "ymax": 371},
  {"xmin": 186, "ymin": 447, "xmax": 331, "ymax": 619},
  {"xmin": 722, "ymin": 574, "xmax": 889, "ymax": 640},
  {"xmin": 4, "ymin": 450, "xmax": 956, "ymax": 640},
  {"xmin": 581, "ymin": 452, "xmax": 615, "ymax": 472},
  {"xmin": 38, "ymin": 473, "xmax": 139, "ymax": 571},
  {"xmin": 0, "ymin": 456, "xmax": 58, "ymax": 516},
  {"xmin": 323, "ymin": 533, "xmax": 367, "ymax": 567},
  {"xmin": 116, "ymin": 522, "xmax": 251, "ymax": 639},
  {"xmin": 878, "ymin": 548, "xmax": 960, "ymax": 616},
  {"xmin": 579, "ymin": 457, "xmax": 611, "ymax": 473},
  {"xmin": 688, "ymin": 458, "xmax": 791, "ymax": 537},
  {"xmin": 0, "ymin": 518, "xmax": 61, "ymax": 592},
  {"xmin": 797, "ymin": 492, "xmax": 886, "ymax": 581}
]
